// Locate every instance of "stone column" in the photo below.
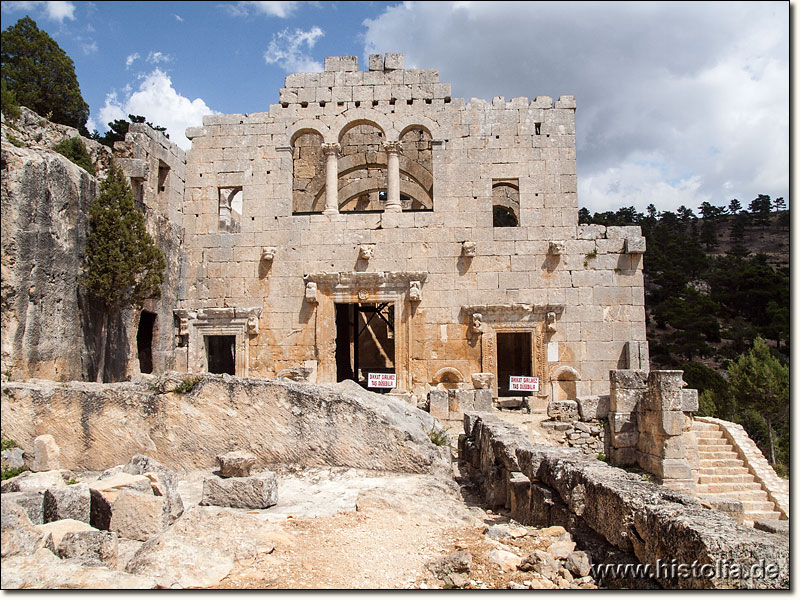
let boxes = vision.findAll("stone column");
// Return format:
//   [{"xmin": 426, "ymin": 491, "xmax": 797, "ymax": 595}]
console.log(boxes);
[
  {"xmin": 321, "ymin": 143, "xmax": 341, "ymax": 215},
  {"xmin": 383, "ymin": 141, "xmax": 403, "ymax": 212}
]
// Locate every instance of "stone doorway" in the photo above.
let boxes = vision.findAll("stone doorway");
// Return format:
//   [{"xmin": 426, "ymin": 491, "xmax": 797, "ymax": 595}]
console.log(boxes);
[
  {"xmin": 206, "ymin": 335, "xmax": 236, "ymax": 375},
  {"xmin": 496, "ymin": 331, "xmax": 533, "ymax": 397},
  {"xmin": 136, "ymin": 311, "xmax": 156, "ymax": 374},
  {"xmin": 334, "ymin": 302, "xmax": 395, "ymax": 392}
]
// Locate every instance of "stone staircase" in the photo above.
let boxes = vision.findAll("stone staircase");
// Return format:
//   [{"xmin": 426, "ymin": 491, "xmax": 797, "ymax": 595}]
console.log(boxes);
[{"xmin": 693, "ymin": 420, "xmax": 783, "ymax": 526}]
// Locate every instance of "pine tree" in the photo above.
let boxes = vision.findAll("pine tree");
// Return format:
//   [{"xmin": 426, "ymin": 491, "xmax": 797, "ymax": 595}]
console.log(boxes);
[
  {"xmin": 81, "ymin": 162, "xmax": 166, "ymax": 308},
  {"xmin": 728, "ymin": 198, "xmax": 742, "ymax": 214},
  {"xmin": 1, "ymin": 17, "xmax": 89, "ymax": 133},
  {"xmin": 728, "ymin": 337, "xmax": 789, "ymax": 465}
]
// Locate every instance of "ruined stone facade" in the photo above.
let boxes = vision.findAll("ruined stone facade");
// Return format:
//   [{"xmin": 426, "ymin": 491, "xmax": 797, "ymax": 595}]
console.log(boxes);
[
  {"xmin": 157, "ymin": 53, "xmax": 648, "ymax": 404},
  {"xmin": 2, "ymin": 54, "xmax": 648, "ymax": 403}
]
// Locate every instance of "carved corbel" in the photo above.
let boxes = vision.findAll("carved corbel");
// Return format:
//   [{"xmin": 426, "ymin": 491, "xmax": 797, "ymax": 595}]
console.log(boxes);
[
  {"xmin": 261, "ymin": 246, "xmax": 277, "ymax": 262},
  {"xmin": 549, "ymin": 241, "xmax": 565, "ymax": 255},
  {"xmin": 546, "ymin": 311, "xmax": 557, "ymax": 333},
  {"xmin": 359, "ymin": 244, "xmax": 375, "ymax": 260},
  {"xmin": 470, "ymin": 312, "xmax": 487, "ymax": 336},
  {"xmin": 409, "ymin": 280, "xmax": 422, "ymax": 303},
  {"xmin": 305, "ymin": 281, "xmax": 318, "ymax": 304},
  {"xmin": 247, "ymin": 316, "xmax": 259, "ymax": 335},
  {"xmin": 461, "ymin": 240, "xmax": 477, "ymax": 257}
]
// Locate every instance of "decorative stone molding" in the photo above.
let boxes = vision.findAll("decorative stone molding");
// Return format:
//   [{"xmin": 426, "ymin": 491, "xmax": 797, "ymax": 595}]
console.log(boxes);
[
  {"xmin": 382, "ymin": 140, "xmax": 404, "ymax": 154},
  {"xmin": 462, "ymin": 303, "xmax": 565, "ymax": 320},
  {"xmin": 305, "ymin": 281, "xmax": 318, "ymax": 303},
  {"xmin": 461, "ymin": 240, "xmax": 477, "ymax": 257},
  {"xmin": 173, "ymin": 309, "xmax": 197, "ymax": 336},
  {"xmin": 261, "ymin": 247, "xmax": 277, "ymax": 262},
  {"xmin": 548, "ymin": 241, "xmax": 565, "ymax": 255},
  {"xmin": 358, "ymin": 244, "xmax": 375, "ymax": 260},
  {"xmin": 305, "ymin": 271, "xmax": 428, "ymax": 288}
]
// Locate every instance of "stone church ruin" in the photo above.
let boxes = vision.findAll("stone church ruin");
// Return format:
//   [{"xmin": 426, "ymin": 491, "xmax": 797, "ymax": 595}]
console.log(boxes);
[{"xmin": 0, "ymin": 54, "xmax": 788, "ymax": 589}]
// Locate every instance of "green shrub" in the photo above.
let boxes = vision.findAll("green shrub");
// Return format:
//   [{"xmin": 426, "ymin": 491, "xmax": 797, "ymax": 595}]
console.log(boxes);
[
  {"xmin": 1, "ymin": 439, "xmax": 19, "ymax": 451},
  {"xmin": 2, "ymin": 465, "xmax": 29, "ymax": 480},
  {"xmin": 174, "ymin": 376, "xmax": 203, "ymax": 394},
  {"xmin": 54, "ymin": 137, "xmax": 95, "ymax": 175},
  {"xmin": 6, "ymin": 132, "xmax": 24, "ymax": 147},
  {"xmin": 427, "ymin": 426, "xmax": 450, "ymax": 447}
]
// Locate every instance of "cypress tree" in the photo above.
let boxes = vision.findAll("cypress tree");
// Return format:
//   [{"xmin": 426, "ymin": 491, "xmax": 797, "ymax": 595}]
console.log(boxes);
[{"xmin": 81, "ymin": 162, "xmax": 165, "ymax": 308}]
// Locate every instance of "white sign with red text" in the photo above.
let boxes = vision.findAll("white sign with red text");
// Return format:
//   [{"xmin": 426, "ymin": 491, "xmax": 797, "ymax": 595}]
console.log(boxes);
[
  {"xmin": 368, "ymin": 373, "xmax": 397, "ymax": 388},
  {"xmin": 509, "ymin": 376, "xmax": 540, "ymax": 392}
]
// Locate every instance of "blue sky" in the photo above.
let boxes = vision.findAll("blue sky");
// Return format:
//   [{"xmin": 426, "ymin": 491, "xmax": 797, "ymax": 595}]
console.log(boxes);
[{"xmin": 0, "ymin": 1, "xmax": 789, "ymax": 215}]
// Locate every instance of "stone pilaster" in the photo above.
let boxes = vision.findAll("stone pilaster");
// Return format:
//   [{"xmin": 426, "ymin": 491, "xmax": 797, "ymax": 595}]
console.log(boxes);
[
  {"xmin": 383, "ymin": 141, "xmax": 403, "ymax": 212},
  {"xmin": 321, "ymin": 143, "xmax": 341, "ymax": 215}
]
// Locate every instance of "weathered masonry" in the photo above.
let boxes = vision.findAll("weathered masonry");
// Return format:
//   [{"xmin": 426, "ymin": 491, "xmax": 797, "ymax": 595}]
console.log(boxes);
[{"xmin": 170, "ymin": 53, "xmax": 647, "ymax": 404}]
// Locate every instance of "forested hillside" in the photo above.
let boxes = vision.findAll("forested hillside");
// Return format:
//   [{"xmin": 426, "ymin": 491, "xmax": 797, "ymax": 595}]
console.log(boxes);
[{"xmin": 580, "ymin": 197, "xmax": 790, "ymax": 475}]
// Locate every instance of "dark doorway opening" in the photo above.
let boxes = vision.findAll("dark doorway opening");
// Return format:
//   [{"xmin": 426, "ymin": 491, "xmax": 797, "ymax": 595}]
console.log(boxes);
[
  {"xmin": 497, "ymin": 332, "xmax": 532, "ymax": 397},
  {"xmin": 335, "ymin": 302, "xmax": 395, "ymax": 392},
  {"xmin": 206, "ymin": 335, "xmax": 236, "ymax": 375},
  {"xmin": 137, "ymin": 311, "xmax": 156, "ymax": 374}
]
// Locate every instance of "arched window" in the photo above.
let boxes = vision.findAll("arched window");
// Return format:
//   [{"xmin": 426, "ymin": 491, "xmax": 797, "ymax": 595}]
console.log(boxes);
[{"xmin": 492, "ymin": 180, "xmax": 520, "ymax": 227}]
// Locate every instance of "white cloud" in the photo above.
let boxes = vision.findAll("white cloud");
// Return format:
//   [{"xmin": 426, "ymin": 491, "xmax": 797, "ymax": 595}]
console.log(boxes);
[
  {"xmin": 98, "ymin": 69, "xmax": 217, "ymax": 150},
  {"xmin": 80, "ymin": 40, "xmax": 97, "ymax": 54},
  {"xmin": 226, "ymin": 1, "xmax": 299, "ymax": 18},
  {"xmin": 362, "ymin": 1, "xmax": 788, "ymax": 214},
  {"xmin": 146, "ymin": 51, "xmax": 171, "ymax": 65},
  {"xmin": 264, "ymin": 26, "xmax": 324, "ymax": 73},
  {"xmin": 1, "ymin": 1, "xmax": 75, "ymax": 22},
  {"xmin": 174, "ymin": 13, "xmax": 184, "ymax": 22},
  {"xmin": 125, "ymin": 53, "xmax": 140, "ymax": 69}
]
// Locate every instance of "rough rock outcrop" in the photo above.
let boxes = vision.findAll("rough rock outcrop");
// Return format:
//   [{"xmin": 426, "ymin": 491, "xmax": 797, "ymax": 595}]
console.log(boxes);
[{"xmin": 1, "ymin": 375, "xmax": 450, "ymax": 475}]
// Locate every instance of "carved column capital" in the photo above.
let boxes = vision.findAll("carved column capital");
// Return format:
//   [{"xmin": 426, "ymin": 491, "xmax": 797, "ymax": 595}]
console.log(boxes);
[
  {"xmin": 321, "ymin": 142, "xmax": 342, "ymax": 156},
  {"xmin": 382, "ymin": 140, "xmax": 403, "ymax": 154}
]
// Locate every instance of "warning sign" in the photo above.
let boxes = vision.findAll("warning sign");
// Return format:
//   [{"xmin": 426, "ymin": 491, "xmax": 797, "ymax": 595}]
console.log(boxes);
[
  {"xmin": 509, "ymin": 376, "xmax": 540, "ymax": 392},
  {"xmin": 367, "ymin": 373, "xmax": 397, "ymax": 388}
]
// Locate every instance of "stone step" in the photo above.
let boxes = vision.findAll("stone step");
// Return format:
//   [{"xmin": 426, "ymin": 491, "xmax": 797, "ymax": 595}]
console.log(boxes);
[
  {"xmin": 696, "ymin": 473, "xmax": 755, "ymax": 485},
  {"xmin": 694, "ymin": 429, "xmax": 724, "ymax": 439},
  {"xmin": 742, "ymin": 501, "xmax": 780, "ymax": 512},
  {"xmin": 746, "ymin": 511, "xmax": 782, "ymax": 521},
  {"xmin": 698, "ymin": 450, "xmax": 741, "ymax": 460},
  {"xmin": 695, "ymin": 482, "xmax": 763, "ymax": 494},
  {"xmin": 695, "ymin": 436, "xmax": 729, "ymax": 445},
  {"xmin": 698, "ymin": 489, "xmax": 770, "ymax": 502},
  {"xmin": 697, "ymin": 466, "xmax": 750, "ymax": 476},
  {"xmin": 699, "ymin": 458, "xmax": 747, "ymax": 468},
  {"xmin": 693, "ymin": 421, "xmax": 719, "ymax": 431}
]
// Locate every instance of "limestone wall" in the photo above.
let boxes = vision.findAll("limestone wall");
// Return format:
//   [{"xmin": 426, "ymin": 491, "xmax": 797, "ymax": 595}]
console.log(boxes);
[
  {"xmin": 176, "ymin": 54, "xmax": 648, "ymax": 403},
  {"xmin": 459, "ymin": 412, "xmax": 789, "ymax": 589},
  {"xmin": 0, "ymin": 376, "xmax": 449, "ymax": 476}
]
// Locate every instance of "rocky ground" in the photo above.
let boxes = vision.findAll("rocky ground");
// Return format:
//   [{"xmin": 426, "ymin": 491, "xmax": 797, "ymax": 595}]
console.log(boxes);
[{"xmin": 1, "ymin": 408, "xmax": 601, "ymax": 590}]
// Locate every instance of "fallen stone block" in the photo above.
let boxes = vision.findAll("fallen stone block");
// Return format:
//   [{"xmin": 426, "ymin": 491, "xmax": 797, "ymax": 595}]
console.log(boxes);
[
  {"xmin": 753, "ymin": 520, "xmax": 789, "ymax": 536},
  {"xmin": 44, "ymin": 483, "xmax": 91, "ymax": 523},
  {"xmin": 473, "ymin": 389, "xmax": 493, "ymax": 412},
  {"xmin": 1, "ymin": 447, "xmax": 25, "ymax": 470},
  {"xmin": 58, "ymin": 530, "xmax": 119, "ymax": 568},
  {"xmin": 547, "ymin": 400, "xmax": 578, "ymax": 422},
  {"xmin": 89, "ymin": 473, "xmax": 153, "ymax": 530},
  {"xmin": 121, "ymin": 455, "xmax": 184, "ymax": 524},
  {"xmin": 1, "ymin": 469, "xmax": 72, "ymax": 493},
  {"xmin": 35, "ymin": 519, "xmax": 96, "ymax": 550},
  {"xmin": 3, "ymin": 491, "xmax": 44, "ymax": 524},
  {"xmin": 32, "ymin": 434, "xmax": 60, "ymax": 472},
  {"xmin": 110, "ymin": 490, "xmax": 168, "ymax": 541},
  {"xmin": 1, "ymin": 498, "xmax": 53, "ymax": 558},
  {"xmin": 488, "ymin": 548, "xmax": 521, "ymax": 572},
  {"xmin": 577, "ymin": 395, "xmax": 609, "ymax": 420},
  {"xmin": 200, "ymin": 472, "xmax": 278, "ymax": 509},
  {"xmin": 429, "ymin": 389, "xmax": 449, "ymax": 420},
  {"xmin": 216, "ymin": 451, "xmax": 257, "ymax": 478}
]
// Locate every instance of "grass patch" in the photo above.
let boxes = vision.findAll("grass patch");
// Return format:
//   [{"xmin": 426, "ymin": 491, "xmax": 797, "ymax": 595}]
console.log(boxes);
[
  {"xmin": 174, "ymin": 375, "xmax": 203, "ymax": 394},
  {"xmin": 427, "ymin": 426, "xmax": 451, "ymax": 447},
  {"xmin": 1, "ymin": 439, "xmax": 19, "ymax": 451},
  {"xmin": 6, "ymin": 133, "xmax": 25, "ymax": 147}
]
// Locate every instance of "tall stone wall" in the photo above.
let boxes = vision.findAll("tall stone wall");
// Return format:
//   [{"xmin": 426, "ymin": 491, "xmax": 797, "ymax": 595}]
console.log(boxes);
[{"xmin": 177, "ymin": 54, "xmax": 648, "ymax": 403}]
